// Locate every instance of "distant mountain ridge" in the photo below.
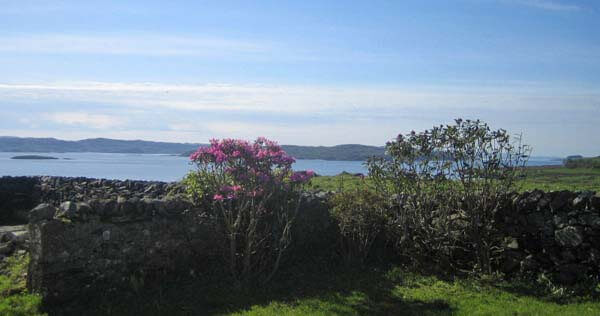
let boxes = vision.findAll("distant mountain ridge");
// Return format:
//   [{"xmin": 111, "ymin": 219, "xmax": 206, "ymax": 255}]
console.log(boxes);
[
  {"xmin": 0, "ymin": 136, "xmax": 201, "ymax": 154},
  {"xmin": 0, "ymin": 136, "xmax": 385, "ymax": 161}
]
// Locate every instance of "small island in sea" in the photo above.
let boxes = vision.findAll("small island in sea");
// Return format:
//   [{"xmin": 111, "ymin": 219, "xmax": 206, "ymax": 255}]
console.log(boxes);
[{"xmin": 11, "ymin": 155, "xmax": 59, "ymax": 160}]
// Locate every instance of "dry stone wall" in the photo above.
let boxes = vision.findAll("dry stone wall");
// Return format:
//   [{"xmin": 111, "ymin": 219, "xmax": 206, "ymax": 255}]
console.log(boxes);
[
  {"xmin": 1, "ymin": 176, "xmax": 600, "ymax": 304},
  {"xmin": 0, "ymin": 176, "xmax": 184, "ymax": 224},
  {"xmin": 27, "ymin": 198, "xmax": 217, "ymax": 305},
  {"xmin": 500, "ymin": 190, "xmax": 600, "ymax": 284}
]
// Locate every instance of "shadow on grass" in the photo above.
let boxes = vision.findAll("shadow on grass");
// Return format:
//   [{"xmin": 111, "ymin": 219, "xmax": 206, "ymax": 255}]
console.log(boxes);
[{"xmin": 48, "ymin": 264, "xmax": 454, "ymax": 316}]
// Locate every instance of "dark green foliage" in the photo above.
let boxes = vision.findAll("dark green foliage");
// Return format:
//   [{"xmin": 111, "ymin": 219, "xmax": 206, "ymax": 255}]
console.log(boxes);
[
  {"xmin": 367, "ymin": 119, "xmax": 530, "ymax": 274},
  {"xmin": 330, "ymin": 188, "xmax": 388, "ymax": 266},
  {"xmin": 564, "ymin": 156, "xmax": 600, "ymax": 169}
]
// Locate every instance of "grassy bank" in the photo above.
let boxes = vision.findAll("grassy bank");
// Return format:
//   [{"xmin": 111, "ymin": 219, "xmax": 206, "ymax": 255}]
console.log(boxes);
[
  {"xmin": 0, "ymin": 253, "xmax": 45, "ymax": 316},
  {"xmin": 309, "ymin": 166, "xmax": 600, "ymax": 193},
  {"xmin": 3, "ymin": 252, "xmax": 600, "ymax": 315},
  {"xmin": 45, "ymin": 264, "xmax": 600, "ymax": 315}
]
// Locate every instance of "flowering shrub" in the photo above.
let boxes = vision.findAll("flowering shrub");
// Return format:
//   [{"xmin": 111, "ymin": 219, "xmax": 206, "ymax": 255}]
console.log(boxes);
[
  {"xmin": 188, "ymin": 137, "xmax": 313, "ymax": 286},
  {"xmin": 367, "ymin": 119, "xmax": 530, "ymax": 274}
]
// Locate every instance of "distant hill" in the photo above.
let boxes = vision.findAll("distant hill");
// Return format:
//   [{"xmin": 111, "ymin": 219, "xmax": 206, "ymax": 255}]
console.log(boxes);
[
  {"xmin": 0, "ymin": 136, "xmax": 201, "ymax": 154},
  {"xmin": 0, "ymin": 136, "xmax": 385, "ymax": 161},
  {"xmin": 281, "ymin": 144, "xmax": 384, "ymax": 161},
  {"xmin": 180, "ymin": 144, "xmax": 385, "ymax": 161}
]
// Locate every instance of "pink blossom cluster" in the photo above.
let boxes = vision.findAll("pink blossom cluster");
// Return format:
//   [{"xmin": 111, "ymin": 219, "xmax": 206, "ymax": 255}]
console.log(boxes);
[
  {"xmin": 290, "ymin": 170, "xmax": 315, "ymax": 183},
  {"xmin": 190, "ymin": 138, "xmax": 295, "ymax": 168},
  {"xmin": 190, "ymin": 137, "xmax": 314, "ymax": 201}
]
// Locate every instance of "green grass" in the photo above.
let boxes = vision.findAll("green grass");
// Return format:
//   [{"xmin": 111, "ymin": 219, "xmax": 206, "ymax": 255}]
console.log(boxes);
[
  {"xmin": 2, "ymin": 253, "xmax": 599, "ymax": 315},
  {"xmin": 309, "ymin": 166, "xmax": 600, "ymax": 193},
  {"xmin": 309, "ymin": 174, "xmax": 367, "ymax": 192},
  {"xmin": 223, "ymin": 268, "xmax": 600, "ymax": 316},
  {"xmin": 520, "ymin": 166, "xmax": 600, "ymax": 192},
  {"xmin": 0, "ymin": 253, "xmax": 45, "ymax": 316},
  {"xmin": 46, "ymin": 264, "xmax": 599, "ymax": 316}
]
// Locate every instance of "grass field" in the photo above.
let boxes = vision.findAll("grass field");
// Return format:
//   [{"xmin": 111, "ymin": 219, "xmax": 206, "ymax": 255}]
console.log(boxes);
[
  {"xmin": 519, "ymin": 166, "xmax": 600, "ymax": 192},
  {"xmin": 309, "ymin": 166, "xmax": 600, "ymax": 193},
  {"xmin": 50, "ymin": 264, "xmax": 600, "ymax": 315}
]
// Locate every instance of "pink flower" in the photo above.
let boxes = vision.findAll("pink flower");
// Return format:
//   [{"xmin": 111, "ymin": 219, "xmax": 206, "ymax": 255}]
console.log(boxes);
[
  {"xmin": 290, "ymin": 170, "xmax": 315, "ymax": 183},
  {"xmin": 213, "ymin": 194, "xmax": 224, "ymax": 201}
]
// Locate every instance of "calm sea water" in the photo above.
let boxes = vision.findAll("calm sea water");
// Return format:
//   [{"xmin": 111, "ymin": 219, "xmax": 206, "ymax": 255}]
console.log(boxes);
[{"xmin": 0, "ymin": 152, "xmax": 563, "ymax": 182}]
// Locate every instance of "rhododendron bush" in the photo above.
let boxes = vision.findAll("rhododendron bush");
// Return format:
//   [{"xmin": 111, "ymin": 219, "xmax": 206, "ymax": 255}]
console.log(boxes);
[{"xmin": 186, "ymin": 137, "xmax": 314, "ymax": 286}]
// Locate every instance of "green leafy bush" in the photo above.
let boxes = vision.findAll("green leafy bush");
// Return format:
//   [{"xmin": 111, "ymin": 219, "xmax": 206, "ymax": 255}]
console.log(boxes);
[
  {"xmin": 330, "ymin": 188, "xmax": 388, "ymax": 266},
  {"xmin": 368, "ymin": 119, "xmax": 530, "ymax": 274}
]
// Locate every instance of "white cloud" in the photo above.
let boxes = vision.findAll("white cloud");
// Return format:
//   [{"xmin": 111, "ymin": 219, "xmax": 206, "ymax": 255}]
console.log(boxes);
[
  {"xmin": 506, "ymin": 0, "xmax": 581, "ymax": 11},
  {"xmin": 44, "ymin": 112, "xmax": 125, "ymax": 129},
  {"xmin": 1, "ymin": 81, "xmax": 598, "ymax": 117},
  {"xmin": 1, "ymin": 81, "xmax": 599, "ymax": 155},
  {"xmin": 0, "ymin": 34, "xmax": 268, "ymax": 57}
]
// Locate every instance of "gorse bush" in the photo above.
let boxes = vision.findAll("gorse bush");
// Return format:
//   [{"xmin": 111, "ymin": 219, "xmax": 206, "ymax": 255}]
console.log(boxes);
[
  {"xmin": 368, "ymin": 119, "xmax": 530, "ymax": 274},
  {"xmin": 330, "ymin": 187, "xmax": 388, "ymax": 266},
  {"xmin": 188, "ymin": 137, "xmax": 314, "ymax": 286}
]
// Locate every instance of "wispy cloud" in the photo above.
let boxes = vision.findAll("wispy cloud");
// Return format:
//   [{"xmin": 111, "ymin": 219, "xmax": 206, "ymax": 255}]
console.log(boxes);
[
  {"xmin": 0, "ymin": 81, "xmax": 597, "ymax": 116},
  {"xmin": 0, "ymin": 34, "xmax": 269, "ymax": 57},
  {"xmin": 1, "ymin": 81, "xmax": 599, "ymax": 154},
  {"xmin": 44, "ymin": 112, "xmax": 126, "ymax": 129},
  {"xmin": 506, "ymin": 0, "xmax": 581, "ymax": 11}
]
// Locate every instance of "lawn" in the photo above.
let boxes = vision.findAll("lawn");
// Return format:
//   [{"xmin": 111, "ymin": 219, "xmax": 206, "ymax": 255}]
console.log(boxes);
[
  {"xmin": 227, "ymin": 268, "xmax": 600, "ymax": 316},
  {"xmin": 2, "ymin": 243, "xmax": 600, "ymax": 315},
  {"xmin": 309, "ymin": 166, "xmax": 600, "ymax": 193},
  {"xmin": 77, "ymin": 265, "xmax": 600, "ymax": 315}
]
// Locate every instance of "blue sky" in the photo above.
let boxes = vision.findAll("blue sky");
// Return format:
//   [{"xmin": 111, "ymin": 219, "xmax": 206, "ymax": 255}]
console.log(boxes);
[{"xmin": 0, "ymin": 0, "xmax": 599, "ymax": 156}]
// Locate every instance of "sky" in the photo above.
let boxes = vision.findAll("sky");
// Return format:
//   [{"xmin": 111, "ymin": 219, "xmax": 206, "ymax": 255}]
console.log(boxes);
[{"xmin": 0, "ymin": 0, "xmax": 599, "ymax": 156}]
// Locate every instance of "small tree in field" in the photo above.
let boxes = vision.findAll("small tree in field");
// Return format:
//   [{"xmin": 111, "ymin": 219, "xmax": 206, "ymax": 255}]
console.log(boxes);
[
  {"xmin": 368, "ymin": 119, "xmax": 530, "ymax": 274},
  {"xmin": 187, "ymin": 137, "xmax": 313, "ymax": 286}
]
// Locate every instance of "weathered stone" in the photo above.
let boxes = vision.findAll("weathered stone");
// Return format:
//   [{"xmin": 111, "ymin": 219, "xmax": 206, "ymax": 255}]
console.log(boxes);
[
  {"xmin": 579, "ymin": 213, "xmax": 600, "ymax": 228},
  {"xmin": 553, "ymin": 213, "xmax": 568, "ymax": 228},
  {"xmin": 560, "ymin": 249, "xmax": 576, "ymax": 263},
  {"xmin": 520, "ymin": 255, "xmax": 539, "ymax": 272},
  {"xmin": 591, "ymin": 195, "xmax": 600, "ymax": 211},
  {"xmin": 501, "ymin": 250, "xmax": 523, "ymax": 272},
  {"xmin": 0, "ymin": 241, "xmax": 14, "ymax": 255},
  {"xmin": 555, "ymin": 226, "xmax": 583, "ymax": 247},
  {"xmin": 557, "ymin": 264, "xmax": 588, "ymax": 285},
  {"xmin": 526, "ymin": 212, "xmax": 546, "ymax": 229},
  {"xmin": 551, "ymin": 191, "xmax": 576, "ymax": 211},
  {"xmin": 29, "ymin": 203, "xmax": 57, "ymax": 222},
  {"xmin": 504, "ymin": 236, "xmax": 519, "ymax": 249},
  {"xmin": 517, "ymin": 190, "xmax": 544, "ymax": 211},
  {"xmin": 57, "ymin": 201, "xmax": 78, "ymax": 219}
]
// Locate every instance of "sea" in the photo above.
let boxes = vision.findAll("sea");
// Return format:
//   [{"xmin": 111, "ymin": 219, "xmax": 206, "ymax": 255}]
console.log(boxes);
[{"xmin": 0, "ymin": 152, "xmax": 564, "ymax": 182}]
